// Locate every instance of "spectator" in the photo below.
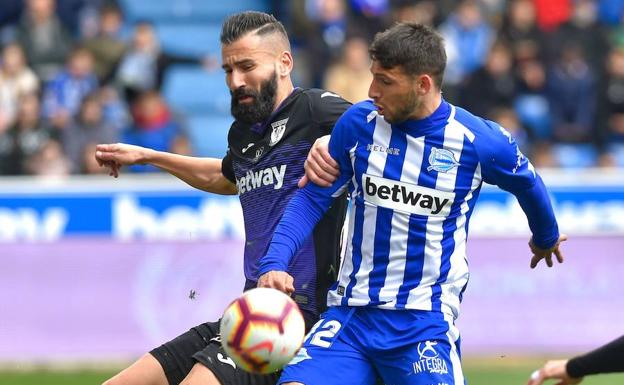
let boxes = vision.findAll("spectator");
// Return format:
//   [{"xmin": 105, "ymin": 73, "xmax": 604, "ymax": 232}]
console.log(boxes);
[
  {"xmin": 533, "ymin": 0, "xmax": 571, "ymax": 32},
  {"xmin": 547, "ymin": 43, "xmax": 597, "ymax": 144},
  {"xmin": 323, "ymin": 35, "xmax": 372, "ymax": 103},
  {"xmin": 42, "ymin": 47, "xmax": 99, "ymax": 130},
  {"xmin": 98, "ymin": 85, "xmax": 128, "ymax": 135},
  {"xmin": 15, "ymin": 0, "xmax": 73, "ymax": 82},
  {"xmin": 83, "ymin": 4, "xmax": 127, "ymax": 84},
  {"xmin": 460, "ymin": 39, "xmax": 516, "ymax": 118},
  {"xmin": 122, "ymin": 91, "xmax": 189, "ymax": 172},
  {"xmin": 390, "ymin": 0, "xmax": 438, "ymax": 26},
  {"xmin": 596, "ymin": 46, "xmax": 624, "ymax": 165},
  {"xmin": 301, "ymin": 0, "xmax": 350, "ymax": 87},
  {"xmin": 515, "ymin": 58, "xmax": 551, "ymax": 140},
  {"xmin": 63, "ymin": 93, "xmax": 117, "ymax": 173},
  {"xmin": 439, "ymin": 0, "xmax": 494, "ymax": 100},
  {"xmin": 500, "ymin": 0, "xmax": 546, "ymax": 63},
  {"xmin": 115, "ymin": 21, "xmax": 207, "ymax": 103},
  {"xmin": 548, "ymin": 0, "xmax": 610, "ymax": 75},
  {"xmin": 24, "ymin": 139, "xmax": 70, "ymax": 176},
  {"xmin": 0, "ymin": 93, "xmax": 62, "ymax": 175},
  {"xmin": 0, "ymin": 43, "xmax": 39, "ymax": 133}
]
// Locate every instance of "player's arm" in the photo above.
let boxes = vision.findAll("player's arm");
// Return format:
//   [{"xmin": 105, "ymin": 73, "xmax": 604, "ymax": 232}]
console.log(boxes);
[
  {"xmin": 477, "ymin": 122, "xmax": 566, "ymax": 268},
  {"xmin": 257, "ymin": 109, "xmax": 355, "ymax": 293},
  {"xmin": 527, "ymin": 335, "xmax": 624, "ymax": 385},
  {"xmin": 95, "ymin": 143, "xmax": 237, "ymax": 195}
]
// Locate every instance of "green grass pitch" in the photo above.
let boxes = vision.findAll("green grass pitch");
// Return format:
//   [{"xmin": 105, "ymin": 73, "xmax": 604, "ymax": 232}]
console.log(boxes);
[{"xmin": 0, "ymin": 360, "xmax": 621, "ymax": 385}]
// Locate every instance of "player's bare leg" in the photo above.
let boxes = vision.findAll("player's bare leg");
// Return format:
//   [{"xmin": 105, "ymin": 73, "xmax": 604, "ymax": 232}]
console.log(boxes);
[
  {"xmin": 179, "ymin": 363, "xmax": 222, "ymax": 385},
  {"xmin": 102, "ymin": 353, "xmax": 168, "ymax": 385}
]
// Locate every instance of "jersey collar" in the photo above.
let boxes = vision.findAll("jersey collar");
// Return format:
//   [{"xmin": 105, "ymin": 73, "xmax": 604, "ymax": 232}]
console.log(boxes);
[{"xmin": 394, "ymin": 98, "xmax": 451, "ymax": 137}]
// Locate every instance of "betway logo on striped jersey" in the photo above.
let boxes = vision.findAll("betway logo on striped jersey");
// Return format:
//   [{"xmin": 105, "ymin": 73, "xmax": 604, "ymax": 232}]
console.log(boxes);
[
  {"xmin": 236, "ymin": 165, "xmax": 286, "ymax": 194},
  {"xmin": 363, "ymin": 174, "xmax": 455, "ymax": 216}
]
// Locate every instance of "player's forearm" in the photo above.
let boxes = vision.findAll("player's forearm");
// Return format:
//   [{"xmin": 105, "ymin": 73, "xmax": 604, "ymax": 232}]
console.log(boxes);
[
  {"xmin": 566, "ymin": 335, "xmax": 624, "ymax": 377},
  {"xmin": 145, "ymin": 150, "xmax": 237, "ymax": 195},
  {"xmin": 514, "ymin": 174, "xmax": 559, "ymax": 249},
  {"xmin": 258, "ymin": 188, "xmax": 333, "ymax": 274}
]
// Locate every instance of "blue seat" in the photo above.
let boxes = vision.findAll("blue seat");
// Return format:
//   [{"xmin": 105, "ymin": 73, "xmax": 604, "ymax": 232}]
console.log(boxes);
[
  {"xmin": 156, "ymin": 23, "xmax": 222, "ymax": 58},
  {"xmin": 162, "ymin": 65, "xmax": 230, "ymax": 115},
  {"xmin": 551, "ymin": 144, "xmax": 598, "ymax": 168},
  {"xmin": 187, "ymin": 114, "xmax": 233, "ymax": 157},
  {"xmin": 120, "ymin": 0, "xmax": 269, "ymax": 23}
]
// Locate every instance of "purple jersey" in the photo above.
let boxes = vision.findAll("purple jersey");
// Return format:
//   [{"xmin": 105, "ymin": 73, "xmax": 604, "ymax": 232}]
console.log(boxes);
[{"xmin": 221, "ymin": 88, "xmax": 351, "ymax": 318}]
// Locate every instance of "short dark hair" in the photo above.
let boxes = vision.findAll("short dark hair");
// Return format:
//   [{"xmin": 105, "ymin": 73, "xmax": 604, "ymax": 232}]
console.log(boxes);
[
  {"xmin": 369, "ymin": 23, "xmax": 446, "ymax": 88},
  {"xmin": 220, "ymin": 11, "xmax": 289, "ymax": 47}
]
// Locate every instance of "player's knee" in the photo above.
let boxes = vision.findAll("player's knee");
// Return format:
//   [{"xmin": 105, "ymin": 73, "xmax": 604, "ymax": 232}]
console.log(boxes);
[{"xmin": 180, "ymin": 363, "xmax": 222, "ymax": 385}]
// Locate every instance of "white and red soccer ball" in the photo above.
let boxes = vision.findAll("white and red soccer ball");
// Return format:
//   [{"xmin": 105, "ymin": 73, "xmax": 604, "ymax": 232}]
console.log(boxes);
[{"xmin": 220, "ymin": 288, "xmax": 305, "ymax": 374}]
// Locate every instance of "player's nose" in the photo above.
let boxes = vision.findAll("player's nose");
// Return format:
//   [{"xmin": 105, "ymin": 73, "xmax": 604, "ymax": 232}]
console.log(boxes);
[
  {"xmin": 368, "ymin": 81, "xmax": 380, "ymax": 100},
  {"xmin": 230, "ymin": 69, "xmax": 246, "ymax": 89}
]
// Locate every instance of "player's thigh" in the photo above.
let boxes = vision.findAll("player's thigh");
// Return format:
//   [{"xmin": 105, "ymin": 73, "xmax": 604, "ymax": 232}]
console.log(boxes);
[
  {"xmin": 192, "ymin": 338, "xmax": 281, "ymax": 385},
  {"xmin": 180, "ymin": 363, "xmax": 221, "ymax": 385},
  {"xmin": 375, "ymin": 339, "xmax": 464, "ymax": 385},
  {"xmin": 102, "ymin": 353, "xmax": 167, "ymax": 385},
  {"xmin": 278, "ymin": 314, "xmax": 377, "ymax": 385},
  {"xmin": 149, "ymin": 321, "xmax": 220, "ymax": 384}
]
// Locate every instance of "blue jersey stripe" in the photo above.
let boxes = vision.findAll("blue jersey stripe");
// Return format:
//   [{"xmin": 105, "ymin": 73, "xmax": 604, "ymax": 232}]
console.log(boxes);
[
  {"xmin": 368, "ymin": 128, "xmax": 408, "ymax": 304},
  {"xmin": 342, "ymin": 122, "xmax": 375, "ymax": 306},
  {"xmin": 431, "ymin": 135, "xmax": 479, "ymax": 311},
  {"xmin": 395, "ymin": 214, "xmax": 427, "ymax": 308}
]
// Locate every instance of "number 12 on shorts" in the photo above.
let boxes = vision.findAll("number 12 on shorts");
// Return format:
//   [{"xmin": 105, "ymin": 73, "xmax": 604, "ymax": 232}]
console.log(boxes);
[{"xmin": 305, "ymin": 319, "xmax": 342, "ymax": 348}]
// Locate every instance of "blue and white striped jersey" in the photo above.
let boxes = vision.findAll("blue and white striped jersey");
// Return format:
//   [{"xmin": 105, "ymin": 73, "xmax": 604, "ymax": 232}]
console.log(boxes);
[{"xmin": 259, "ymin": 99, "xmax": 559, "ymax": 319}]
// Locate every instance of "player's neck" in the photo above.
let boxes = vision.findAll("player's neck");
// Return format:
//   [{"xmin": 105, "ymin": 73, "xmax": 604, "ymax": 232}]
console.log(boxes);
[
  {"xmin": 273, "ymin": 80, "xmax": 295, "ymax": 112},
  {"xmin": 411, "ymin": 92, "xmax": 442, "ymax": 120}
]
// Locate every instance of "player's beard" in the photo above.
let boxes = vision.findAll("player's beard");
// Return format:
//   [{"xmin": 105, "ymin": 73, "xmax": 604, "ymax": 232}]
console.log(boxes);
[
  {"xmin": 230, "ymin": 71, "xmax": 278, "ymax": 125},
  {"xmin": 385, "ymin": 89, "xmax": 421, "ymax": 124}
]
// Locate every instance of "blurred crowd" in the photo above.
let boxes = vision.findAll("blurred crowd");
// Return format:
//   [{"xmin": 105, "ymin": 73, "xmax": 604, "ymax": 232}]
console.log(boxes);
[{"xmin": 1, "ymin": 0, "xmax": 624, "ymax": 177}]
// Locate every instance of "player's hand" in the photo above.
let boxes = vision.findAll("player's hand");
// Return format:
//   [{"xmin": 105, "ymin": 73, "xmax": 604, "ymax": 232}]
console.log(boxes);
[
  {"xmin": 257, "ymin": 271, "xmax": 295, "ymax": 295},
  {"xmin": 95, "ymin": 143, "xmax": 151, "ymax": 178},
  {"xmin": 526, "ymin": 360, "xmax": 583, "ymax": 385},
  {"xmin": 298, "ymin": 135, "xmax": 339, "ymax": 188},
  {"xmin": 529, "ymin": 234, "xmax": 568, "ymax": 269}
]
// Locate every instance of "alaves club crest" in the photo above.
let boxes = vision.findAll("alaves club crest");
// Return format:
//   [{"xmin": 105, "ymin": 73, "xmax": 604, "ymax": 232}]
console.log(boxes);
[
  {"xmin": 270, "ymin": 118, "xmax": 288, "ymax": 146},
  {"xmin": 427, "ymin": 147, "xmax": 460, "ymax": 173}
]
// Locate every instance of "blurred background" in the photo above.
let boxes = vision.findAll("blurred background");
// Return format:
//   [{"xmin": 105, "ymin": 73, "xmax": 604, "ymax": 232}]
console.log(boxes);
[{"xmin": 1, "ymin": 0, "xmax": 624, "ymax": 384}]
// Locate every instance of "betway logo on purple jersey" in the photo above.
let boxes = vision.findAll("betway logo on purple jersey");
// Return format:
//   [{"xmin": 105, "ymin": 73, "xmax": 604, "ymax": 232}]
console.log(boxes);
[
  {"xmin": 236, "ymin": 165, "xmax": 287, "ymax": 194},
  {"xmin": 363, "ymin": 174, "xmax": 455, "ymax": 216}
]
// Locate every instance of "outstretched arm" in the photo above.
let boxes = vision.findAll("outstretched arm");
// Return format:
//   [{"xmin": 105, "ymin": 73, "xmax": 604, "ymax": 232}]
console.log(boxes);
[
  {"xmin": 476, "ymin": 121, "xmax": 564, "ymax": 268},
  {"xmin": 95, "ymin": 143, "xmax": 237, "ymax": 195},
  {"xmin": 527, "ymin": 335, "xmax": 624, "ymax": 385}
]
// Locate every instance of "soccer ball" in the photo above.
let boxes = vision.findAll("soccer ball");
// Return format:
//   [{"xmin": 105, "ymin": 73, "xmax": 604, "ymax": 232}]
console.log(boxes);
[{"xmin": 220, "ymin": 287, "xmax": 306, "ymax": 374}]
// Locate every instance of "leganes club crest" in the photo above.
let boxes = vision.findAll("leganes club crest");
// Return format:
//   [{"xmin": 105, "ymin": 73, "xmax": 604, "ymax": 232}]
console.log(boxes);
[{"xmin": 270, "ymin": 118, "xmax": 288, "ymax": 146}]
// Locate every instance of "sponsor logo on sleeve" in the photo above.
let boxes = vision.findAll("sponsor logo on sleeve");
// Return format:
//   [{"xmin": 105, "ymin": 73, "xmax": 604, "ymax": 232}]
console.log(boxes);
[{"xmin": 363, "ymin": 174, "xmax": 454, "ymax": 216}]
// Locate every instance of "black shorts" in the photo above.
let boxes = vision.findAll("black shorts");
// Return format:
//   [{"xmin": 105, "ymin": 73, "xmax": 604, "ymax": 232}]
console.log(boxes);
[{"xmin": 150, "ymin": 315, "xmax": 316, "ymax": 385}]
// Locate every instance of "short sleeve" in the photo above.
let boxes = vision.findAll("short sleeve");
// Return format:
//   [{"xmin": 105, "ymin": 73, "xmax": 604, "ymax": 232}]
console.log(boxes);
[
  {"xmin": 221, "ymin": 151, "xmax": 236, "ymax": 183},
  {"xmin": 312, "ymin": 91, "xmax": 352, "ymax": 135}
]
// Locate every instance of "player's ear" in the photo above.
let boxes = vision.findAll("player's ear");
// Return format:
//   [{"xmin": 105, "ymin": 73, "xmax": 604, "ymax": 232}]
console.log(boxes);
[
  {"xmin": 416, "ymin": 74, "xmax": 433, "ymax": 95},
  {"xmin": 277, "ymin": 50, "xmax": 293, "ymax": 77}
]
